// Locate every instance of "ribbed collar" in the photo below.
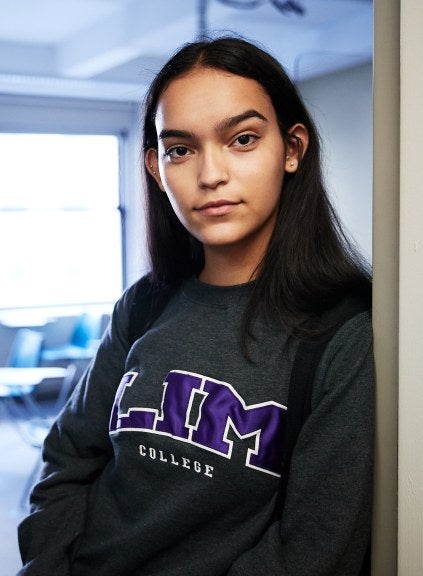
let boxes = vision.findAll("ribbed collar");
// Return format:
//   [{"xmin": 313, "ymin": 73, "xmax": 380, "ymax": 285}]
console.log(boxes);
[{"xmin": 181, "ymin": 275, "xmax": 255, "ymax": 309}]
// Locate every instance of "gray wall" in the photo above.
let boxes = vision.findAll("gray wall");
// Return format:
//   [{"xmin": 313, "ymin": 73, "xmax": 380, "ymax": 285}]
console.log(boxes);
[{"xmin": 299, "ymin": 63, "xmax": 373, "ymax": 262}]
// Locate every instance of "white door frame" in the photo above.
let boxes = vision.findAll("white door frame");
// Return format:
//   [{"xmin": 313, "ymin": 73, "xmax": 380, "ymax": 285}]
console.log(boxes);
[{"xmin": 373, "ymin": 1, "xmax": 423, "ymax": 574}]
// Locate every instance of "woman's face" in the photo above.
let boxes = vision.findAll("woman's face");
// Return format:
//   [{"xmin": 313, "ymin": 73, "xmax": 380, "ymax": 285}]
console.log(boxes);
[{"xmin": 146, "ymin": 67, "xmax": 305, "ymax": 268}]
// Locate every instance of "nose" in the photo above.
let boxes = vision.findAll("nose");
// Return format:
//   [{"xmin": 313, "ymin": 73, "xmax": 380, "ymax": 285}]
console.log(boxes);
[{"xmin": 197, "ymin": 146, "xmax": 229, "ymax": 190}]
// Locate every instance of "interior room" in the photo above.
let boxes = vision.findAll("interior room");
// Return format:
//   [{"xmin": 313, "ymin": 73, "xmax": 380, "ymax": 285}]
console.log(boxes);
[{"xmin": 0, "ymin": 0, "xmax": 374, "ymax": 573}]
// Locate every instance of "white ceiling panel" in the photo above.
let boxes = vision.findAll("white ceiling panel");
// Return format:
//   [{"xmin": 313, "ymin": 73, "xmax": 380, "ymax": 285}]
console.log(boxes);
[{"xmin": 0, "ymin": 0, "xmax": 373, "ymax": 100}]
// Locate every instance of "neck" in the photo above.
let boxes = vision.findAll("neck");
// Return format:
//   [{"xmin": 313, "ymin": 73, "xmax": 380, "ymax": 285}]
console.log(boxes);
[{"xmin": 199, "ymin": 244, "xmax": 263, "ymax": 286}]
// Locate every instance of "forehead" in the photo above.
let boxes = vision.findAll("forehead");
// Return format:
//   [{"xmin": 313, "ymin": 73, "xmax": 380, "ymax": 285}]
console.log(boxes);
[{"xmin": 155, "ymin": 67, "xmax": 276, "ymax": 129}]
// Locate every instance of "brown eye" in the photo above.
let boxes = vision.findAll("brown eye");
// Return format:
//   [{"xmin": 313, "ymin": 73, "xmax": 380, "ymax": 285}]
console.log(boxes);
[
  {"xmin": 237, "ymin": 134, "xmax": 252, "ymax": 145},
  {"xmin": 174, "ymin": 146, "xmax": 188, "ymax": 156},
  {"xmin": 233, "ymin": 134, "xmax": 258, "ymax": 148},
  {"xmin": 166, "ymin": 146, "xmax": 191, "ymax": 159}
]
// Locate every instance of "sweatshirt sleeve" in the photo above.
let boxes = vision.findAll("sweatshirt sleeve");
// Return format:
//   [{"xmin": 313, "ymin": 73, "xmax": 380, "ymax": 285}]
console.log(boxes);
[
  {"xmin": 228, "ymin": 311, "xmax": 375, "ymax": 576},
  {"xmin": 17, "ymin": 282, "xmax": 138, "ymax": 576}
]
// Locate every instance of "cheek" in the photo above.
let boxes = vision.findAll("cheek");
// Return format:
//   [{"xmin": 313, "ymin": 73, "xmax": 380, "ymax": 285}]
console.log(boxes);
[
  {"xmin": 240, "ymin": 139, "xmax": 285, "ymax": 180},
  {"xmin": 160, "ymin": 175, "xmax": 191, "ymax": 223},
  {"xmin": 158, "ymin": 171, "xmax": 182, "ymax": 203},
  {"xmin": 163, "ymin": 186, "xmax": 184, "ymax": 215},
  {"xmin": 159, "ymin": 162, "xmax": 189, "ymax": 196},
  {"xmin": 252, "ymin": 155, "xmax": 285, "ymax": 198},
  {"xmin": 258, "ymin": 168, "xmax": 285, "ymax": 216}
]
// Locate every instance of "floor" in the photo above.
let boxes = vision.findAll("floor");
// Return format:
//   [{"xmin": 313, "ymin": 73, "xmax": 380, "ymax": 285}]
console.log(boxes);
[{"xmin": 0, "ymin": 414, "xmax": 40, "ymax": 575}]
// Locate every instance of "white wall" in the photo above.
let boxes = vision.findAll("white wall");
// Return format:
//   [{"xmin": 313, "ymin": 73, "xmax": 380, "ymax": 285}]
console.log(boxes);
[
  {"xmin": 299, "ymin": 64, "xmax": 373, "ymax": 262},
  {"xmin": 398, "ymin": 1, "xmax": 423, "ymax": 574}
]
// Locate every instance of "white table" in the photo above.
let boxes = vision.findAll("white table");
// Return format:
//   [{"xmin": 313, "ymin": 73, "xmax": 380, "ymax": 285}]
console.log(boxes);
[
  {"xmin": 0, "ymin": 366, "xmax": 69, "ymax": 421},
  {"xmin": 0, "ymin": 367, "xmax": 68, "ymax": 396}
]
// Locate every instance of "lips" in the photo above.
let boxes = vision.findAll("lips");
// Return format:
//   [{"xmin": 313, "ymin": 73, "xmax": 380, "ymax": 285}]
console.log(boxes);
[{"xmin": 196, "ymin": 199, "xmax": 241, "ymax": 217}]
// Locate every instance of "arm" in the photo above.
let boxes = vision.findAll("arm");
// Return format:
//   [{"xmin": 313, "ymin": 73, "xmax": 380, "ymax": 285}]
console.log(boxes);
[
  {"xmin": 228, "ymin": 312, "xmax": 374, "ymax": 576},
  {"xmin": 17, "ymin": 283, "xmax": 138, "ymax": 575}
]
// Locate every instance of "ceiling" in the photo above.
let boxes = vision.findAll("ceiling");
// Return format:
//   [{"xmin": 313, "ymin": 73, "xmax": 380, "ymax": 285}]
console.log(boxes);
[{"xmin": 0, "ymin": 0, "xmax": 373, "ymax": 101}]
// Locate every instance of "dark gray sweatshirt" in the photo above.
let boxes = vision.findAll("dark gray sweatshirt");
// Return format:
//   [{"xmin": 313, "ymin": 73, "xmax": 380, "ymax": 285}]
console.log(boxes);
[{"xmin": 18, "ymin": 276, "xmax": 374, "ymax": 576}]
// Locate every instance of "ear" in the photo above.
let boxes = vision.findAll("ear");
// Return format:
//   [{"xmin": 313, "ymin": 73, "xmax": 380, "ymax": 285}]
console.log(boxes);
[
  {"xmin": 284, "ymin": 123, "xmax": 309, "ymax": 174},
  {"xmin": 145, "ymin": 148, "xmax": 165, "ymax": 191}
]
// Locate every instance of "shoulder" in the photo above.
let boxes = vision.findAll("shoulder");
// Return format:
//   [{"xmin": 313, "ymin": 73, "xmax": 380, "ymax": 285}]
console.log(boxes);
[
  {"xmin": 103, "ymin": 274, "xmax": 154, "ymax": 345},
  {"xmin": 321, "ymin": 291, "xmax": 371, "ymax": 334},
  {"xmin": 124, "ymin": 274, "xmax": 181, "ymax": 343},
  {"xmin": 125, "ymin": 273, "xmax": 154, "ymax": 303},
  {"xmin": 314, "ymin": 307, "xmax": 374, "ymax": 400},
  {"xmin": 297, "ymin": 293, "xmax": 372, "ymax": 369},
  {"xmin": 324, "ymin": 297, "xmax": 373, "ymax": 359},
  {"xmin": 113, "ymin": 273, "xmax": 155, "ymax": 316}
]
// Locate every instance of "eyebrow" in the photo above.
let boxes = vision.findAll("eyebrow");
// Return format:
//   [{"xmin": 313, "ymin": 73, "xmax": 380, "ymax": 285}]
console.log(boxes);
[
  {"xmin": 216, "ymin": 109, "xmax": 268, "ymax": 132},
  {"xmin": 158, "ymin": 109, "xmax": 268, "ymax": 141},
  {"xmin": 158, "ymin": 128, "xmax": 193, "ymax": 140}
]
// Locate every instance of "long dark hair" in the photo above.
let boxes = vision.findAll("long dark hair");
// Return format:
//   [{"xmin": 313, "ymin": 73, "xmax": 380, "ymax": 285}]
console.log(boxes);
[{"xmin": 142, "ymin": 36, "xmax": 371, "ymax": 342}]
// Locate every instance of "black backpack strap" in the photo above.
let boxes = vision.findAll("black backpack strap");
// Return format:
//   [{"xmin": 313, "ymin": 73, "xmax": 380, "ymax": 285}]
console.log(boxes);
[
  {"xmin": 128, "ymin": 275, "xmax": 175, "ymax": 345},
  {"xmin": 278, "ymin": 296, "xmax": 371, "ymax": 514}
]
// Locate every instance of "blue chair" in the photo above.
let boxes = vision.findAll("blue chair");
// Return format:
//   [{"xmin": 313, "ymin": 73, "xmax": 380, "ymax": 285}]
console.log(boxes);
[
  {"xmin": 6, "ymin": 328, "xmax": 44, "ymax": 369},
  {"xmin": 0, "ymin": 329, "xmax": 43, "ymax": 411},
  {"xmin": 0, "ymin": 327, "xmax": 72, "ymax": 414},
  {"xmin": 1, "ymin": 329, "xmax": 43, "ymax": 411},
  {"xmin": 41, "ymin": 313, "xmax": 101, "ymax": 362}
]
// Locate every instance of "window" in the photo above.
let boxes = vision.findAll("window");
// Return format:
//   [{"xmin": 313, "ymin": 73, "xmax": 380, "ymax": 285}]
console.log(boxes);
[{"xmin": 0, "ymin": 133, "xmax": 123, "ymax": 310}]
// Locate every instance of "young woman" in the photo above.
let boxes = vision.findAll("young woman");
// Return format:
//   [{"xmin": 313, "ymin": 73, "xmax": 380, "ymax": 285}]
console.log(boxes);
[{"xmin": 18, "ymin": 37, "xmax": 374, "ymax": 576}]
